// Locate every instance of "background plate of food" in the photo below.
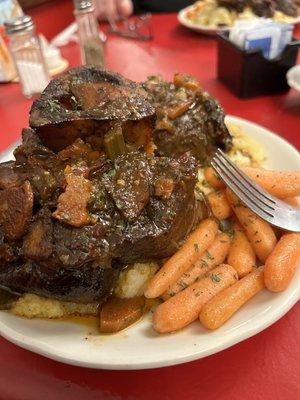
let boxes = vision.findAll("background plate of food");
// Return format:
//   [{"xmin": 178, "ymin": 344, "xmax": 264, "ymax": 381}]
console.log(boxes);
[
  {"xmin": 0, "ymin": 112, "xmax": 299, "ymax": 370},
  {"xmin": 178, "ymin": 0, "xmax": 300, "ymax": 35}
]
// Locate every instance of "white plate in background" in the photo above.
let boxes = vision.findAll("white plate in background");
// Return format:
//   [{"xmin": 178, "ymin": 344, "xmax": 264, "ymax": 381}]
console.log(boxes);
[
  {"xmin": 0, "ymin": 115, "xmax": 299, "ymax": 370},
  {"xmin": 178, "ymin": 5, "xmax": 229, "ymax": 35},
  {"xmin": 178, "ymin": 5, "xmax": 300, "ymax": 35},
  {"xmin": 287, "ymin": 65, "xmax": 300, "ymax": 92}
]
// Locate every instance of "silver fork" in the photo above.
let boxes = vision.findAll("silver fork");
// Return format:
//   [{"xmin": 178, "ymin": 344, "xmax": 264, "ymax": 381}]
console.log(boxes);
[
  {"xmin": 211, "ymin": 149, "xmax": 300, "ymax": 232},
  {"xmin": 106, "ymin": 13, "xmax": 153, "ymax": 41}
]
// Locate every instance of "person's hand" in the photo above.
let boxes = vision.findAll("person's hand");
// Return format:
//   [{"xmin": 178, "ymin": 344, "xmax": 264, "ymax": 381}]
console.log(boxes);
[{"xmin": 96, "ymin": 0, "xmax": 133, "ymax": 21}]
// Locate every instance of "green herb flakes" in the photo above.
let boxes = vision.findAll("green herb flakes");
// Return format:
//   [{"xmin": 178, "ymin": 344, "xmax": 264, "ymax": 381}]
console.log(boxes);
[
  {"xmin": 47, "ymin": 100, "xmax": 60, "ymax": 113},
  {"xmin": 205, "ymin": 250, "xmax": 214, "ymax": 260},
  {"xmin": 211, "ymin": 273, "xmax": 221, "ymax": 283}
]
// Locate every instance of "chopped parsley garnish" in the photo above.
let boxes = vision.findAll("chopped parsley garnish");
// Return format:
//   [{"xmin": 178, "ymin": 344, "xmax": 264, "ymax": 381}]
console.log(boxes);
[
  {"xmin": 107, "ymin": 169, "xmax": 116, "ymax": 178},
  {"xmin": 211, "ymin": 273, "xmax": 221, "ymax": 283},
  {"xmin": 47, "ymin": 99, "xmax": 60, "ymax": 113},
  {"xmin": 205, "ymin": 250, "xmax": 214, "ymax": 260},
  {"xmin": 178, "ymin": 282, "xmax": 188, "ymax": 290},
  {"xmin": 70, "ymin": 95, "xmax": 78, "ymax": 109},
  {"xmin": 194, "ymin": 243, "xmax": 200, "ymax": 252}
]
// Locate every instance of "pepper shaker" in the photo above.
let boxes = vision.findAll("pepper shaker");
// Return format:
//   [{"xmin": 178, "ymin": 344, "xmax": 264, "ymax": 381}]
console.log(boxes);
[
  {"xmin": 73, "ymin": 0, "xmax": 106, "ymax": 67},
  {"xmin": 5, "ymin": 15, "xmax": 50, "ymax": 98}
]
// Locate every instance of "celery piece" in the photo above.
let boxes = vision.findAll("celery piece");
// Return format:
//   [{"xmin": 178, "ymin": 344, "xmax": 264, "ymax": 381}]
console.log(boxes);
[{"xmin": 104, "ymin": 125, "xmax": 126, "ymax": 161}]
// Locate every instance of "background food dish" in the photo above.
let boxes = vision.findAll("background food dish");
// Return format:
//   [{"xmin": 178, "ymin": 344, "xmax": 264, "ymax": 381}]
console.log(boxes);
[
  {"xmin": 0, "ymin": 115, "xmax": 299, "ymax": 370},
  {"xmin": 178, "ymin": 1, "xmax": 300, "ymax": 35}
]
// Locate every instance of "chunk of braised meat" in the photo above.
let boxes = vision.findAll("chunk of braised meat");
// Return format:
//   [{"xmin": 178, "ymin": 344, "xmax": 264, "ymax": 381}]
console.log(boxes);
[
  {"xmin": 53, "ymin": 165, "xmax": 93, "ymax": 227},
  {"xmin": 273, "ymin": 0, "xmax": 298, "ymax": 16},
  {"xmin": 249, "ymin": 0, "xmax": 274, "ymax": 16},
  {"xmin": 14, "ymin": 128, "xmax": 55, "ymax": 164},
  {"xmin": 0, "ymin": 181, "xmax": 33, "ymax": 241},
  {"xmin": 154, "ymin": 178, "xmax": 174, "ymax": 200},
  {"xmin": 0, "ymin": 137, "xmax": 207, "ymax": 303},
  {"xmin": 14, "ymin": 130, "xmax": 106, "ymax": 208},
  {"xmin": 103, "ymin": 152, "xmax": 150, "ymax": 221},
  {"xmin": 0, "ymin": 229, "xmax": 15, "ymax": 264},
  {"xmin": 23, "ymin": 208, "xmax": 53, "ymax": 261},
  {"xmin": 217, "ymin": 0, "xmax": 273, "ymax": 15},
  {"xmin": 0, "ymin": 162, "xmax": 23, "ymax": 189},
  {"xmin": 52, "ymin": 223, "xmax": 109, "ymax": 268},
  {"xmin": 0, "ymin": 288, "xmax": 19, "ymax": 310},
  {"xmin": 14, "ymin": 128, "xmax": 63, "ymax": 204},
  {"xmin": 29, "ymin": 67, "xmax": 155, "ymax": 153},
  {"xmin": 217, "ymin": 0, "xmax": 298, "ymax": 17},
  {"xmin": 117, "ymin": 153, "xmax": 206, "ymax": 262},
  {"xmin": 143, "ymin": 74, "xmax": 232, "ymax": 165},
  {"xmin": 58, "ymin": 138, "xmax": 101, "ymax": 165},
  {"xmin": 1, "ymin": 214, "xmax": 118, "ymax": 302},
  {"xmin": 0, "ymin": 260, "xmax": 118, "ymax": 303}
]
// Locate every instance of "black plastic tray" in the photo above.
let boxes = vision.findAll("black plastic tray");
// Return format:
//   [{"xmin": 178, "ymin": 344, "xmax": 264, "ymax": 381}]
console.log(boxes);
[{"xmin": 217, "ymin": 32, "xmax": 300, "ymax": 98}]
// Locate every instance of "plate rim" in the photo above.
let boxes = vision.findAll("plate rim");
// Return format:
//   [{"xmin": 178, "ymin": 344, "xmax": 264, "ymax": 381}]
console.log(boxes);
[
  {"xmin": 0, "ymin": 115, "xmax": 299, "ymax": 370},
  {"xmin": 287, "ymin": 65, "xmax": 300, "ymax": 92}
]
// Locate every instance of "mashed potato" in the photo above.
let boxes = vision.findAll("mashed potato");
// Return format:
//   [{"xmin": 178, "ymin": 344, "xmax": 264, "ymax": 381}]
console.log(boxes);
[
  {"xmin": 114, "ymin": 262, "xmax": 159, "ymax": 299},
  {"xmin": 12, "ymin": 293, "xmax": 99, "ymax": 319},
  {"xmin": 12, "ymin": 262, "xmax": 159, "ymax": 319}
]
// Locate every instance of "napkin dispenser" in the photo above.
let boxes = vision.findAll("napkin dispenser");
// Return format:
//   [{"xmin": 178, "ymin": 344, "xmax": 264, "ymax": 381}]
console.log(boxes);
[{"xmin": 217, "ymin": 32, "xmax": 300, "ymax": 98}]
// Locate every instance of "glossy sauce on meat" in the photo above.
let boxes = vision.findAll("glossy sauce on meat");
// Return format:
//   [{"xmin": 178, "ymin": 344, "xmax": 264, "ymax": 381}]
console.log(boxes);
[
  {"xmin": 144, "ymin": 74, "xmax": 232, "ymax": 165},
  {"xmin": 0, "ymin": 67, "xmax": 230, "ymax": 306}
]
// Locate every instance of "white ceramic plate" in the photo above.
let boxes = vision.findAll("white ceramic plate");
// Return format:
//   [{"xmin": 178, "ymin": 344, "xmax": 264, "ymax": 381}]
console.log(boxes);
[
  {"xmin": 287, "ymin": 65, "xmax": 300, "ymax": 92},
  {"xmin": 0, "ymin": 115, "xmax": 299, "ymax": 370},
  {"xmin": 178, "ymin": 5, "xmax": 300, "ymax": 35},
  {"xmin": 178, "ymin": 5, "xmax": 229, "ymax": 35}
]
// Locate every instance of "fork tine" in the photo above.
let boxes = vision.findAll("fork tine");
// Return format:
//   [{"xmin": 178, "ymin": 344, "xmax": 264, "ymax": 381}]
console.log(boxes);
[
  {"xmin": 214, "ymin": 154, "xmax": 278, "ymax": 214},
  {"xmin": 215, "ymin": 149, "xmax": 277, "ymax": 207},
  {"xmin": 211, "ymin": 159, "xmax": 275, "ymax": 222},
  {"xmin": 212, "ymin": 155, "xmax": 275, "ymax": 214}
]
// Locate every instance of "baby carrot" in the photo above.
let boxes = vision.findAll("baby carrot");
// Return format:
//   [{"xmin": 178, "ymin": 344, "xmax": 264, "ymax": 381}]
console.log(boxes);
[
  {"xmin": 242, "ymin": 167, "xmax": 300, "ymax": 198},
  {"xmin": 207, "ymin": 190, "xmax": 232, "ymax": 220},
  {"xmin": 264, "ymin": 233, "xmax": 300, "ymax": 292},
  {"xmin": 164, "ymin": 232, "xmax": 231, "ymax": 299},
  {"xmin": 283, "ymin": 196, "xmax": 300, "ymax": 208},
  {"xmin": 204, "ymin": 167, "xmax": 225, "ymax": 190},
  {"xmin": 145, "ymin": 218, "xmax": 218, "ymax": 299},
  {"xmin": 204, "ymin": 166, "xmax": 300, "ymax": 198},
  {"xmin": 226, "ymin": 189, "xmax": 277, "ymax": 263},
  {"xmin": 153, "ymin": 264, "xmax": 238, "ymax": 333},
  {"xmin": 199, "ymin": 266, "xmax": 264, "ymax": 330},
  {"xmin": 227, "ymin": 221, "xmax": 256, "ymax": 278}
]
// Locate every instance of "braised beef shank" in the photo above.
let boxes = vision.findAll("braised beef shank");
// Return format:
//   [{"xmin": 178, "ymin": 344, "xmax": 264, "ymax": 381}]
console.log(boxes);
[
  {"xmin": 0, "ymin": 67, "xmax": 231, "ymax": 304},
  {"xmin": 29, "ymin": 67, "xmax": 156, "ymax": 153},
  {"xmin": 0, "ymin": 138, "xmax": 202, "ymax": 302},
  {"xmin": 143, "ymin": 74, "xmax": 232, "ymax": 165}
]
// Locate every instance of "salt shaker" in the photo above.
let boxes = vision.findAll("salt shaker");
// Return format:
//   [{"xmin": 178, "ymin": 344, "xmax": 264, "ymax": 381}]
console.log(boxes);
[
  {"xmin": 73, "ymin": 0, "xmax": 105, "ymax": 67},
  {"xmin": 5, "ymin": 15, "xmax": 50, "ymax": 98}
]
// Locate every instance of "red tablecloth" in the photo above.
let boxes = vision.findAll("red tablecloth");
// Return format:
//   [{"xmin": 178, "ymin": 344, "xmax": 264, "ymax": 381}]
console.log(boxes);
[{"xmin": 0, "ymin": 1, "xmax": 299, "ymax": 399}]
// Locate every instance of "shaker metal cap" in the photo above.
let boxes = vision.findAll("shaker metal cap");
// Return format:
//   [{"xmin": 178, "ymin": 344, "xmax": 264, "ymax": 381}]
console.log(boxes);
[
  {"xmin": 73, "ymin": 0, "xmax": 94, "ymax": 11},
  {"xmin": 4, "ymin": 15, "xmax": 34, "ymax": 35}
]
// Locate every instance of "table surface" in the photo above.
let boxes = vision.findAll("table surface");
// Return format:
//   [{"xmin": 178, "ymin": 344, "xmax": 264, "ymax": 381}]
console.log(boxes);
[{"xmin": 0, "ymin": 1, "xmax": 299, "ymax": 399}]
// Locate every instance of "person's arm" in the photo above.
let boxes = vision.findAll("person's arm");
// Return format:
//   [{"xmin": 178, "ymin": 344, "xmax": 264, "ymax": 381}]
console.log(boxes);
[{"xmin": 95, "ymin": 0, "xmax": 133, "ymax": 20}]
